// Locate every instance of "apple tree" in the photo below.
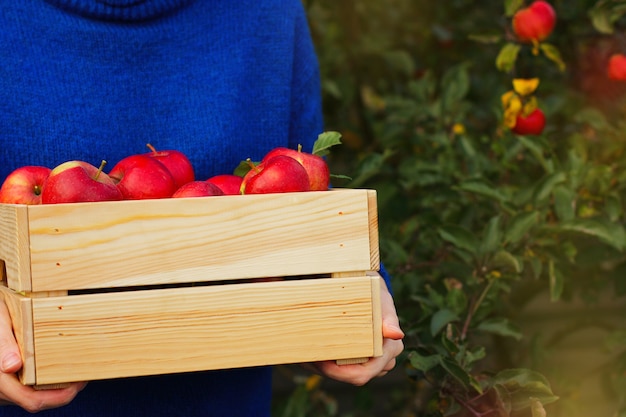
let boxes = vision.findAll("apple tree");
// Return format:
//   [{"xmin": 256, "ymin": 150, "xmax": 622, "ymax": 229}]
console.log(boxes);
[{"xmin": 272, "ymin": 1, "xmax": 626, "ymax": 416}]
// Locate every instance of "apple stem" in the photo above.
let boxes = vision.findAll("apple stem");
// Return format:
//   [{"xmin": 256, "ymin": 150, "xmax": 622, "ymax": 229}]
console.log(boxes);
[
  {"xmin": 531, "ymin": 39, "xmax": 540, "ymax": 56},
  {"xmin": 146, "ymin": 143, "xmax": 157, "ymax": 155},
  {"xmin": 246, "ymin": 158, "xmax": 261, "ymax": 173},
  {"xmin": 297, "ymin": 144, "xmax": 303, "ymax": 153},
  {"xmin": 95, "ymin": 160, "xmax": 107, "ymax": 181}
]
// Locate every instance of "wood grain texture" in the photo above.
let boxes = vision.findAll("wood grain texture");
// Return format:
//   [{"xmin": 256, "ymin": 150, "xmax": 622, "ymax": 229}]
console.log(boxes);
[
  {"xmin": 334, "ymin": 271, "xmax": 383, "ymax": 365},
  {"xmin": 17, "ymin": 189, "xmax": 377, "ymax": 291},
  {"xmin": 370, "ymin": 272, "xmax": 383, "ymax": 357},
  {"xmin": 30, "ymin": 276, "xmax": 381, "ymax": 384},
  {"xmin": 367, "ymin": 189, "xmax": 380, "ymax": 271},
  {"xmin": 0, "ymin": 189, "xmax": 382, "ymax": 385},
  {"xmin": 0, "ymin": 204, "xmax": 32, "ymax": 291}
]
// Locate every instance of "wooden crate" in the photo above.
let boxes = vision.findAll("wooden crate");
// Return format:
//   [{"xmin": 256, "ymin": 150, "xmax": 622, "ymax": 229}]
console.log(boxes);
[{"xmin": 0, "ymin": 189, "xmax": 382, "ymax": 386}]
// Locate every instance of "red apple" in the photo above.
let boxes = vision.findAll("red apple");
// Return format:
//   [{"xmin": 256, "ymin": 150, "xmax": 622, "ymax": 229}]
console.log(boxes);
[
  {"xmin": 109, "ymin": 154, "xmax": 177, "ymax": 200},
  {"xmin": 240, "ymin": 155, "xmax": 310, "ymax": 194},
  {"xmin": 608, "ymin": 54, "xmax": 626, "ymax": 81},
  {"xmin": 0, "ymin": 166, "xmax": 52, "ymax": 205},
  {"xmin": 512, "ymin": 1, "xmax": 556, "ymax": 43},
  {"xmin": 172, "ymin": 181, "xmax": 224, "ymax": 198},
  {"xmin": 261, "ymin": 147, "xmax": 330, "ymax": 191},
  {"xmin": 206, "ymin": 174, "xmax": 244, "ymax": 195},
  {"xmin": 41, "ymin": 160, "xmax": 123, "ymax": 204},
  {"xmin": 144, "ymin": 144, "xmax": 195, "ymax": 188},
  {"xmin": 512, "ymin": 108, "xmax": 546, "ymax": 135}
]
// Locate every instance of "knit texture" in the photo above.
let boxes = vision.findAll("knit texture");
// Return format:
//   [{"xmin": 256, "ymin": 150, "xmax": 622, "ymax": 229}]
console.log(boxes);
[
  {"xmin": 0, "ymin": 0, "xmax": 322, "ymax": 416},
  {"xmin": 0, "ymin": 0, "xmax": 323, "ymax": 182},
  {"xmin": 42, "ymin": 0, "xmax": 196, "ymax": 20}
]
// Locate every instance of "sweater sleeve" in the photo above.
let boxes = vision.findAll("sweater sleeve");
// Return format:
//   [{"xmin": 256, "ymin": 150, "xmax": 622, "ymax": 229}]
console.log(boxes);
[{"xmin": 288, "ymin": 3, "xmax": 324, "ymax": 153}]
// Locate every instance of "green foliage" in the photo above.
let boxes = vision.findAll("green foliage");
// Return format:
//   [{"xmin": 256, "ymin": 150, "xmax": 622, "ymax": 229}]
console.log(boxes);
[
  {"xmin": 492, "ymin": 369, "xmax": 559, "ymax": 411},
  {"xmin": 273, "ymin": 0, "xmax": 626, "ymax": 416},
  {"xmin": 312, "ymin": 131, "xmax": 343, "ymax": 157},
  {"xmin": 589, "ymin": 0, "xmax": 626, "ymax": 33}
]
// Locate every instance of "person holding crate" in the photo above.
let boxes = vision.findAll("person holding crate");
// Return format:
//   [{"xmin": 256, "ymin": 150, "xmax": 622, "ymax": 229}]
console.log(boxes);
[{"xmin": 0, "ymin": 0, "xmax": 404, "ymax": 415}]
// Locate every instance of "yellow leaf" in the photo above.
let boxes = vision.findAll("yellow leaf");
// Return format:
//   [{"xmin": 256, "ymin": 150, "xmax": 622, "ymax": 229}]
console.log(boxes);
[
  {"xmin": 513, "ymin": 78, "xmax": 540, "ymax": 96},
  {"xmin": 522, "ymin": 97, "xmax": 538, "ymax": 116},
  {"xmin": 504, "ymin": 108, "xmax": 518, "ymax": 128},
  {"xmin": 501, "ymin": 90, "xmax": 516, "ymax": 107},
  {"xmin": 305, "ymin": 374, "xmax": 322, "ymax": 391},
  {"xmin": 503, "ymin": 95, "xmax": 523, "ymax": 119},
  {"xmin": 361, "ymin": 86, "xmax": 386, "ymax": 112},
  {"xmin": 489, "ymin": 270, "xmax": 502, "ymax": 279},
  {"xmin": 452, "ymin": 123, "xmax": 466, "ymax": 135}
]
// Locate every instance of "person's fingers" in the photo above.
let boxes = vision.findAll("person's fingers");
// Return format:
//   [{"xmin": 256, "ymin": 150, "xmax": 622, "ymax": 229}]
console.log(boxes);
[
  {"xmin": 0, "ymin": 301, "xmax": 22, "ymax": 374},
  {"xmin": 314, "ymin": 336, "xmax": 404, "ymax": 386},
  {"xmin": 0, "ymin": 373, "xmax": 86, "ymax": 413},
  {"xmin": 308, "ymin": 277, "xmax": 405, "ymax": 386},
  {"xmin": 0, "ymin": 299, "xmax": 87, "ymax": 412},
  {"xmin": 379, "ymin": 279, "xmax": 404, "ymax": 340},
  {"xmin": 382, "ymin": 320, "xmax": 404, "ymax": 340}
]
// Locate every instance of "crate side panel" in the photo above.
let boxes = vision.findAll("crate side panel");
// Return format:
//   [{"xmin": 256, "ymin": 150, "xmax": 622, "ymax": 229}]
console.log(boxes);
[
  {"xmin": 369, "ymin": 274, "xmax": 384, "ymax": 357},
  {"xmin": 0, "ymin": 205, "xmax": 32, "ymax": 292},
  {"xmin": 366, "ymin": 190, "xmax": 380, "ymax": 271},
  {"xmin": 0, "ymin": 287, "xmax": 35, "ymax": 384},
  {"xmin": 31, "ymin": 276, "xmax": 376, "ymax": 384},
  {"xmin": 27, "ymin": 190, "xmax": 374, "ymax": 291}
]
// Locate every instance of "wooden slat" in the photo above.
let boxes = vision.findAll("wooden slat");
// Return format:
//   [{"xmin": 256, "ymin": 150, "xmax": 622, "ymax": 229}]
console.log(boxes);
[
  {"xmin": 25, "ymin": 189, "xmax": 376, "ymax": 291},
  {"xmin": 31, "ymin": 276, "xmax": 380, "ymax": 385}
]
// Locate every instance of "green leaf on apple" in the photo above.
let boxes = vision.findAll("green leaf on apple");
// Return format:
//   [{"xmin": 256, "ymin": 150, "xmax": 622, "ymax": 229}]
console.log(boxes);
[
  {"xmin": 312, "ymin": 131, "xmax": 343, "ymax": 157},
  {"xmin": 233, "ymin": 159, "xmax": 258, "ymax": 177}
]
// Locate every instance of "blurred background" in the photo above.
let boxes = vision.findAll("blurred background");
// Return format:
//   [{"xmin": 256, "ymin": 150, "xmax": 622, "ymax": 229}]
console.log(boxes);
[{"xmin": 272, "ymin": 1, "xmax": 626, "ymax": 416}]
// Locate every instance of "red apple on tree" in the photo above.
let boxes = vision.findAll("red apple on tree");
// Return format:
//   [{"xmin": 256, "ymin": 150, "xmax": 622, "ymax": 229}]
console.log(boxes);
[
  {"xmin": 512, "ymin": 107, "xmax": 546, "ymax": 135},
  {"xmin": 144, "ymin": 144, "xmax": 195, "ymax": 188},
  {"xmin": 109, "ymin": 154, "xmax": 177, "ymax": 200},
  {"xmin": 41, "ymin": 160, "xmax": 123, "ymax": 204},
  {"xmin": 206, "ymin": 174, "xmax": 244, "ymax": 195},
  {"xmin": 240, "ymin": 155, "xmax": 310, "ymax": 194},
  {"xmin": 608, "ymin": 54, "xmax": 626, "ymax": 81},
  {"xmin": 261, "ymin": 145, "xmax": 330, "ymax": 191},
  {"xmin": 512, "ymin": 1, "xmax": 556, "ymax": 43},
  {"xmin": 172, "ymin": 181, "xmax": 224, "ymax": 198},
  {"xmin": 0, "ymin": 166, "xmax": 52, "ymax": 205}
]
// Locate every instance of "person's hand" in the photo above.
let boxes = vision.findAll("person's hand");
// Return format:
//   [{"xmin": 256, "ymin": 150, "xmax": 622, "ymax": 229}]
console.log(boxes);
[
  {"xmin": 312, "ymin": 278, "xmax": 404, "ymax": 386},
  {"xmin": 0, "ymin": 301, "xmax": 86, "ymax": 412}
]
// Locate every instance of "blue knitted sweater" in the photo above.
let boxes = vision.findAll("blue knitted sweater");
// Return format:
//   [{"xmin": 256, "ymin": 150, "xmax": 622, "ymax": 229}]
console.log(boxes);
[{"xmin": 0, "ymin": 0, "xmax": 322, "ymax": 416}]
